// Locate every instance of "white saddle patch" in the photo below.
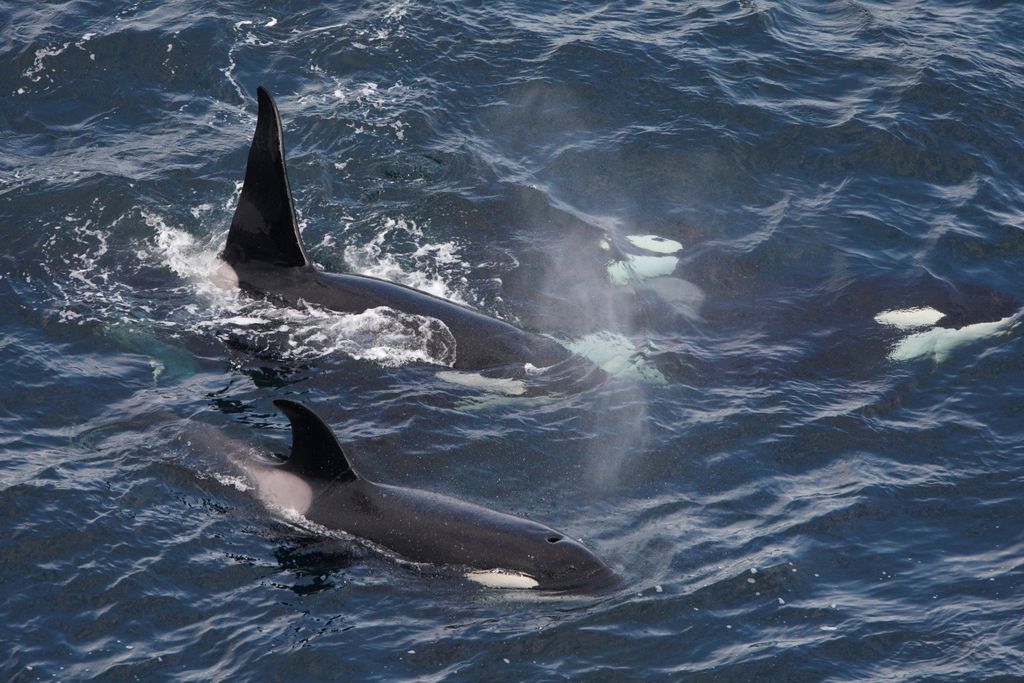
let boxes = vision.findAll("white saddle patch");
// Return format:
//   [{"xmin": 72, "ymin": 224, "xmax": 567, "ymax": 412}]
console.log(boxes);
[{"xmin": 246, "ymin": 464, "xmax": 314, "ymax": 516}]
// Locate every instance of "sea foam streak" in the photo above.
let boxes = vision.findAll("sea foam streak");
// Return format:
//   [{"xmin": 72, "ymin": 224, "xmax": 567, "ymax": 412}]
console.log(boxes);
[{"xmin": 148, "ymin": 211, "xmax": 465, "ymax": 367}]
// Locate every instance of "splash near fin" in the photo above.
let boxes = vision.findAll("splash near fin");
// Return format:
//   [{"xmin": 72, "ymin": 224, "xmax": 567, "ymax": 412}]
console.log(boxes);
[
  {"xmin": 223, "ymin": 86, "xmax": 310, "ymax": 268},
  {"xmin": 273, "ymin": 399, "xmax": 357, "ymax": 482}
]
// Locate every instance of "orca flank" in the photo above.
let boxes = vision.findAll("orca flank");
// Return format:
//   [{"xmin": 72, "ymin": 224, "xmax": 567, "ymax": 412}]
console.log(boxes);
[{"xmin": 219, "ymin": 86, "xmax": 582, "ymax": 372}]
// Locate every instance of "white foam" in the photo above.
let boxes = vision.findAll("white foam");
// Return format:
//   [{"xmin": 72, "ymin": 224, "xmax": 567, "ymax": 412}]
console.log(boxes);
[
  {"xmin": 38, "ymin": 210, "xmax": 146, "ymax": 327},
  {"xmin": 465, "ymin": 570, "xmax": 539, "ymax": 589},
  {"xmin": 317, "ymin": 78, "xmax": 415, "ymax": 143},
  {"xmin": 146, "ymin": 210, "xmax": 233, "ymax": 303},
  {"xmin": 208, "ymin": 304, "xmax": 458, "ymax": 367},
  {"xmin": 383, "ymin": 0, "xmax": 411, "ymax": 21},
  {"xmin": 626, "ymin": 234, "xmax": 683, "ymax": 254},
  {"xmin": 147, "ymin": 212, "xmax": 460, "ymax": 367},
  {"xmin": 211, "ymin": 473, "xmax": 252, "ymax": 493},
  {"xmin": 874, "ymin": 307, "xmax": 944, "ymax": 330},
  {"xmin": 342, "ymin": 216, "xmax": 469, "ymax": 304},
  {"xmin": 23, "ymin": 42, "xmax": 71, "ymax": 83}
]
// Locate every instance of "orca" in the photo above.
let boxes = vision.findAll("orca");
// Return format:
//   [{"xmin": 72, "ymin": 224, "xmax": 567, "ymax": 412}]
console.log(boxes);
[
  {"xmin": 850, "ymin": 277, "xmax": 1021, "ymax": 363},
  {"xmin": 220, "ymin": 86, "xmax": 575, "ymax": 371},
  {"xmin": 245, "ymin": 398, "xmax": 619, "ymax": 593}
]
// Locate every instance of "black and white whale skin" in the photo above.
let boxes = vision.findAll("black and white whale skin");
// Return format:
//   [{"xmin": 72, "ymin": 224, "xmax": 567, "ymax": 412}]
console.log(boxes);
[
  {"xmin": 220, "ymin": 86, "xmax": 575, "ymax": 371},
  {"xmin": 247, "ymin": 399, "xmax": 619, "ymax": 593}
]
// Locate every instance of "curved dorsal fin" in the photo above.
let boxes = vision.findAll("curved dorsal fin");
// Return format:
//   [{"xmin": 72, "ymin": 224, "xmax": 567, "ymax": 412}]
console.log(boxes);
[
  {"xmin": 273, "ymin": 399, "xmax": 357, "ymax": 482},
  {"xmin": 223, "ymin": 86, "xmax": 310, "ymax": 268}
]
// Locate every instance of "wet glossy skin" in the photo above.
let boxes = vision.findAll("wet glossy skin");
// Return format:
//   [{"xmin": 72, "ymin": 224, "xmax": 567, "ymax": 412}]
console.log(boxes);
[
  {"xmin": 248, "ymin": 399, "xmax": 618, "ymax": 594},
  {"xmin": 229, "ymin": 260, "xmax": 573, "ymax": 371},
  {"xmin": 222, "ymin": 86, "xmax": 576, "ymax": 372},
  {"xmin": 300, "ymin": 477, "xmax": 619, "ymax": 593}
]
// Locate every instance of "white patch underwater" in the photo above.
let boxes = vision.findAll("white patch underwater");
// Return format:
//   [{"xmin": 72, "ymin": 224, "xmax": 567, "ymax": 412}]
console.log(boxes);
[
  {"xmin": 565, "ymin": 332, "xmax": 666, "ymax": 384},
  {"xmin": 874, "ymin": 307, "xmax": 944, "ymax": 330},
  {"xmin": 886, "ymin": 314, "xmax": 1018, "ymax": 363},
  {"xmin": 874, "ymin": 302, "xmax": 1021, "ymax": 363},
  {"xmin": 608, "ymin": 233, "xmax": 683, "ymax": 285},
  {"xmin": 607, "ymin": 255, "xmax": 679, "ymax": 286},
  {"xmin": 640, "ymin": 276, "xmax": 705, "ymax": 321},
  {"xmin": 604, "ymin": 233, "xmax": 703, "ymax": 320},
  {"xmin": 435, "ymin": 371, "xmax": 527, "ymax": 396}
]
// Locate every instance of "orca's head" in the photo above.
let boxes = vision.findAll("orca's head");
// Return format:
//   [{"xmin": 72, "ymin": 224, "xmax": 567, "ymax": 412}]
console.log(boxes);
[
  {"xmin": 527, "ymin": 532, "xmax": 621, "ymax": 594},
  {"xmin": 464, "ymin": 526, "xmax": 619, "ymax": 593}
]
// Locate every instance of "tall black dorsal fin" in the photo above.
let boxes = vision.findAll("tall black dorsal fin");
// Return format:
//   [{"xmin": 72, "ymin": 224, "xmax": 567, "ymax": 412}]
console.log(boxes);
[
  {"xmin": 223, "ymin": 86, "xmax": 310, "ymax": 268},
  {"xmin": 273, "ymin": 399, "xmax": 357, "ymax": 482}
]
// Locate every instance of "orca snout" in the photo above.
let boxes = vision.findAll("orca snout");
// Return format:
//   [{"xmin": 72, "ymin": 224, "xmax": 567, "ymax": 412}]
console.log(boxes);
[
  {"xmin": 537, "ymin": 536, "xmax": 620, "ymax": 594},
  {"xmin": 541, "ymin": 561, "xmax": 621, "ymax": 594}
]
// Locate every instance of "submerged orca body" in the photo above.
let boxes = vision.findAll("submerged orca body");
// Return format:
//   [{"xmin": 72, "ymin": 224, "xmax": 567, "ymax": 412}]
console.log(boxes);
[
  {"xmin": 248, "ymin": 399, "xmax": 618, "ymax": 593},
  {"xmin": 835, "ymin": 275, "xmax": 1021, "ymax": 364},
  {"xmin": 222, "ymin": 86, "xmax": 573, "ymax": 371}
]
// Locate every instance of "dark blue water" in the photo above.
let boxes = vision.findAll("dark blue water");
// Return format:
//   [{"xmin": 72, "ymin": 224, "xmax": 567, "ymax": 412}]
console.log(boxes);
[{"xmin": 4, "ymin": 1, "xmax": 1024, "ymax": 680}]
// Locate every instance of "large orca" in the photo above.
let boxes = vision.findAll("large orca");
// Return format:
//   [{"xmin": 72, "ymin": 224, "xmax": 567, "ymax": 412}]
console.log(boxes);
[
  {"xmin": 221, "ymin": 86, "xmax": 575, "ymax": 371},
  {"xmin": 245, "ymin": 399, "xmax": 619, "ymax": 593}
]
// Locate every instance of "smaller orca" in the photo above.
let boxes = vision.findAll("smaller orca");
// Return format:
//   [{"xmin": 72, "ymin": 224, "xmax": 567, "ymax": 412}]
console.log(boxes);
[
  {"xmin": 220, "ymin": 86, "xmax": 577, "ymax": 372},
  {"xmin": 867, "ymin": 279, "xmax": 1021, "ymax": 363},
  {"xmin": 874, "ymin": 305, "xmax": 1019, "ymax": 363},
  {"xmin": 245, "ymin": 399, "xmax": 619, "ymax": 593}
]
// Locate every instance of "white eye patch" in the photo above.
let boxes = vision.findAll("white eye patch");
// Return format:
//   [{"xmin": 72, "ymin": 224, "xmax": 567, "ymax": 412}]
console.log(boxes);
[{"xmin": 465, "ymin": 570, "xmax": 539, "ymax": 589}]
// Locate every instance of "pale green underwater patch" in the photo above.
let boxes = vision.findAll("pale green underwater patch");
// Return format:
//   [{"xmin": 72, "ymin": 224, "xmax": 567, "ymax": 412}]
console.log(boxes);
[
  {"xmin": 887, "ymin": 315, "xmax": 1017, "ymax": 363},
  {"xmin": 436, "ymin": 371, "xmax": 527, "ymax": 396},
  {"xmin": 564, "ymin": 331, "xmax": 666, "ymax": 384}
]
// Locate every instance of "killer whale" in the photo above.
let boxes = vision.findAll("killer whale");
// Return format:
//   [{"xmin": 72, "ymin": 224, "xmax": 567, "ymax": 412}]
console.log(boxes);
[
  {"xmin": 221, "ymin": 86, "xmax": 576, "ymax": 371},
  {"xmin": 843, "ymin": 276, "xmax": 1021, "ymax": 364},
  {"xmin": 245, "ymin": 399, "xmax": 619, "ymax": 593}
]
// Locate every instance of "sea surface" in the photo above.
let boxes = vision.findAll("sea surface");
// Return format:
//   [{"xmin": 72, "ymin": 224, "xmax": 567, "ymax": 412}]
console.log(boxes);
[{"xmin": 3, "ymin": 1, "xmax": 1024, "ymax": 680}]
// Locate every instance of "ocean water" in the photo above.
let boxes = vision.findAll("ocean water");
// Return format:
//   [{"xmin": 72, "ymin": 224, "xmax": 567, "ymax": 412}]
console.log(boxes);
[{"xmin": 3, "ymin": 1, "xmax": 1024, "ymax": 680}]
